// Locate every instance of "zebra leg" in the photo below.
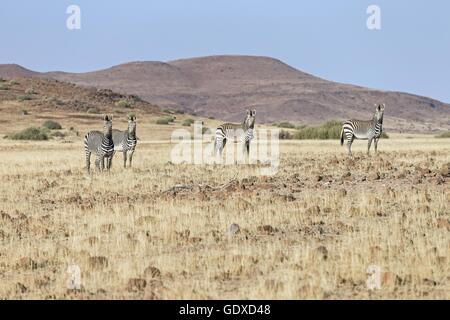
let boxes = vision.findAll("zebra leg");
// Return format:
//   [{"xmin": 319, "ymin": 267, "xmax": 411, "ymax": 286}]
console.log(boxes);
[
  {"xmin": 129, "ymin": 150, "xmax": 135, "ymax": 167},
  {"xmin": 123, "ymin": 151, "xmax": 127, "ymax": 168},
  {"xmin": 221, "ymin": 139, "xmax": 227, "ymax": 156},
  {"xmin": 367, "ymin": 138, "xmax": 373, "ymax": 156},
  {"xmin": 374, "ymin": 138, "xmax": 379, "ymax": 154},
  {"xmin": 347, "ymin": 135, "xmax": 354, "ymax": 157},
  {"xmin": 86, "ymin": 151, "xmax": 91, "ymax": 173}
]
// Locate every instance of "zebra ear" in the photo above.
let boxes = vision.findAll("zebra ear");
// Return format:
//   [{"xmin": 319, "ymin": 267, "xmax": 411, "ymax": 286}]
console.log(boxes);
[
  {"xmin": 103, "ymin": 115, "xmax": 108, "ymax": 121},
  {"xmin": 246, "ymin": 109, "xmax": 251, "ymax": 115},
  {"xmin": 252, "ymin": 110, "xmax": 256, "ymax": 116}
]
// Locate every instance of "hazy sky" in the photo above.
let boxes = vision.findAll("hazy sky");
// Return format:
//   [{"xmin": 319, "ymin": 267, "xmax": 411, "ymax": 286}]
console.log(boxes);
[{"xmin": 1, "ymin": 0, "xmax": 449, "ymax": 102}]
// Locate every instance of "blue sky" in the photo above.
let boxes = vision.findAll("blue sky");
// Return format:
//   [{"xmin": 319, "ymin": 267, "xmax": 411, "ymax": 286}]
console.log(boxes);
[{"xmin": 0, "ymin": 0, "xmax": 449, "ymax": 102}]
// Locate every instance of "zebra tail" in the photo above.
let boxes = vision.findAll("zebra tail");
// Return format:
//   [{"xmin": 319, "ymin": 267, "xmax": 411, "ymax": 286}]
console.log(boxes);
[{"xmin": 340, "ymin": 127, "xmax": 344, "ymax": 146}]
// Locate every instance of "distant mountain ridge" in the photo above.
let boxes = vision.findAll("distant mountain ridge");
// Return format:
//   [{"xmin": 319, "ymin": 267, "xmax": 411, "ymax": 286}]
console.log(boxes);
[{"xmin": 1, "ymin": 55, "xmax": 449, "ymax": 131}]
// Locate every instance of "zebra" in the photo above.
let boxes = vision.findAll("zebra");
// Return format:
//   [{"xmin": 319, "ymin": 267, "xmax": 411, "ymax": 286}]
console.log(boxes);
[
  {"xmin": 111, "ymin": 115, "xmax": 137, "ymax": 168},
  {"xmin": 340, "ymin": 103, "xmax": 385, "ymax": 156},
  {"xmin": 214, "ymin": 109, "xmax": 256, "ymax": 158},
  {"xmin": 84, "ymin": 115, "xmax": 115, "ymax": 173}
]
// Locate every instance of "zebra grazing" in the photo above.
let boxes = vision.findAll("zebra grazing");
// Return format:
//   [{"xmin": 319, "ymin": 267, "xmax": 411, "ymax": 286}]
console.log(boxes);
[
  {"xmin": 112, "ymin": 115, "xmax": 137, "ymax": 168},
  {"xmin": 340, "ymin": 103, "xmax": 385, "ymax": 156},
  {"xmin": 215, "ymin": 109, "xmax": 256, "ymax": 158},
  {"xmin": 84, "ymin": 115, "xmax": 115, "ymax": 173}
]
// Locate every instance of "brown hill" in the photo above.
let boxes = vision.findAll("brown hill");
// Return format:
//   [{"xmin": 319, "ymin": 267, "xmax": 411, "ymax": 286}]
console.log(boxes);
[
  {"xmin": 1, "ymin": 56, "xmax": 449, "ymax": 131},
  {"xmin": 0, "ymin": 77, "xmax": 160, "ymax": 114}
]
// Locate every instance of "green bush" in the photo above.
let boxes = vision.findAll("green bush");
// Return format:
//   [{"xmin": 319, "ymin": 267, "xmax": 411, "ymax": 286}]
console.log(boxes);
[
  {"xmin": 276, "ymin": 122, "xmax": 296, "ymax": 129},
  {"xmin": 294, "ymin": 120, "xmax": 342, "ymax": 140},
  {"xmin": 0, "ymin": 84, "xmax": 9, "ymax": 90},
  {"xmin": 435, "ymin": 131, "xmax": 450, "ymax": 138},
  {"xmin": 293, "ymin": 120, "xmax": 389, "ymax": 140},
  {"xmin": 279, "ymin": 129, "xmax": 293, "ymax": 140},
  {"xmin": 156, "ymin": 116, "xmax": 175, "ymax": 125},
  {"xmin": 17, "ymin": 94, "xmax": 32, "ymax": 101},
  {"xmin": 43, "ymin": 120, "xmax": 62, "ymax": 130},
  {"xmin": 182, "ymin": 118, "xmax": 195, "ymax": 126},
  {"xmin": 6, "ymin": 127, "xmax": 50, "ymax": 140},
  {"xmin": 87, "ymin": 107, "xmax": 100, "ymax": 114},
  {"xmin": 8, "ymin": 80, "xmax": 19, "ymax": 86},
  {"xmin": 116, "ymin": 99, "xmax": 132, "ymax": 108}
]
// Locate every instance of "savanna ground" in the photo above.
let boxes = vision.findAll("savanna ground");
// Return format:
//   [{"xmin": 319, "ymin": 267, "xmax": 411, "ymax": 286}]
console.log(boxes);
[{"xmin": 0, "ymin": 108, "xmax": 449, "ymax": 300}]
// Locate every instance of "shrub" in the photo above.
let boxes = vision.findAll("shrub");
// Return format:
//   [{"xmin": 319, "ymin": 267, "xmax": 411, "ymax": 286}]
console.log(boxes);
[
  {"xmin": 116, "ymin": 99, "xmax": 132, "ymax": 108},
  {"xmin": 182, "ymin": 118, "xmax": 195, "ymax": 126},
  {"xmin": 87, "ymin": 107, "xmax": 100, "ymax": 114},
  {"xmin": 175, "ymin": 109, "xmax": 185, "ymax": 114},
  {"xmin": 293, "ymin": 120, "xmax": 389, "ymax": 140},
  {"xmin": 7, "ymin": 127, "xmax": 50, "ymax": 140},
  {"xmin": 21, "ymin": 109, "xmax": 29, "ymax": 115},
  {"xmin": 43, "ymin": 120, "xmax": 62, "ymax": 130},
  {"xmin": 208, "ymin": 116, "xmax": 215, "ymax": 120},
  {"xmin": 435, "ymin": 131, "xmax": 450, "ymax": 138},
  {"xmin": 294, "ymin": 120, "xmax": 342, "ymax": 140},
  {"xmin": 276, "ymin": 122, "xmax": 296, "ymax": 129},
  {"xmin": 17, "ymin": 94, "xmax": 32, "ymax": 101},
  {"xmin": 25, "ymin": 87, "xmax": 36, "ymax": 95},
  {"xmin": 8, "ymin": 80, "xmax": 19, "ymax": 86},
  {"xmin": 156, "ymin": 116, "xmax": 175, "ymax": 125},
  {"xmin": 0, "ymin": 84, "xmax": 9, "ymax": 90},
  {"xmin": 279, "ymin": 129, "xmax": 293, "ymax": 140}
]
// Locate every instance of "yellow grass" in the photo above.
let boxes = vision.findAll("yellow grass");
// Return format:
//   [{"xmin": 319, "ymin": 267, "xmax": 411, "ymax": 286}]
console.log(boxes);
[{"xmin": 0, "ymin": 109, "xmax": 449, "ymax": 299}]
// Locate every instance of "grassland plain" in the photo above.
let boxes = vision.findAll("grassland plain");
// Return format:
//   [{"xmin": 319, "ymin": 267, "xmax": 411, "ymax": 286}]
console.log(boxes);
[{"xmin": 0, "ymin": 108, "xmax": 449, "ymax": 299}]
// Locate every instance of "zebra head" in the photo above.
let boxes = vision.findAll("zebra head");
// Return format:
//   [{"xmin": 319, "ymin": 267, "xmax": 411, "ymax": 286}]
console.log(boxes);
[
  {"xmin": 243, "ymin": 109, "xmax": 256, "ymax": 130},
  {"xmin": 374, "ymin": 103, "xmax": 385, "ymax": 123},
  {"xmin": 128, "ymin": 115, "xmax": 137, "ymax": 138},
  {"xmin": 103, "ymin": 115, "xmax": 113, "ymax": 137}
]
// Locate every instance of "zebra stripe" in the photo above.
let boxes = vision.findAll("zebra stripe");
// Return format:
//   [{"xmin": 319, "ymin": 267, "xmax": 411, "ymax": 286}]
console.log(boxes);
[
  {"xmin": 340, "ymin": 104, "xmax": 385, "ymax": 156},
  {"xmin": 215, "ymin": 109, "xmax": 256, "ymax": 157},
  {"xmin": 112, "ymin": 115, "xmax": 137, "ymax": 168},
  {"xmin": 84, "ymin": 115, "xmax": 114, "ymax": 173}
]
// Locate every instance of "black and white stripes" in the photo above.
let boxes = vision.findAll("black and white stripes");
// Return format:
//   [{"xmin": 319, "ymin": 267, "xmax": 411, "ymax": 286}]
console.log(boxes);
[
  {"xmin": 112, "ymin": 115, "xmax": 137, "ymax": 168},
  {"xmin": 84, "ymin": 115, "xmax": 115, "ymax": 173},
  {"xmin": 340, "ymin": 103, "xmax": 385, "ymax": 156},
  {"xmin": 215, "ymin": 109, "xmax": 256, "ymax": 157}
]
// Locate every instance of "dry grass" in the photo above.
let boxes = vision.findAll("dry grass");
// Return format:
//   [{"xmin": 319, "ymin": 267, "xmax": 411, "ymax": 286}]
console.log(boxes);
[{"xmin": 0, "ymin": 109, "xmax": 448, "ymax": 299}]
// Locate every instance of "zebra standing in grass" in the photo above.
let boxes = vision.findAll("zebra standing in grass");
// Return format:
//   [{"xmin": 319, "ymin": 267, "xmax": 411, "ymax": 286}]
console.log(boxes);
[
  {"xmin": 112, "ymin": 115, "xmax": 137, "ymax": 168},
  {"xmin": 215, "ymin": 109, "xmax": 256, "ymax": 158},
  {"xmin": 340, "ymin": 103, "xmax": 385, "ymax": 156},
  {"xmin": 84, "ymin": 115, "xmax": 114, "ymax": 173}
]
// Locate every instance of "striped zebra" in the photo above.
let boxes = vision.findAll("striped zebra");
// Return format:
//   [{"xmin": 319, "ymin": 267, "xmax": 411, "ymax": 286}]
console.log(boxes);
[
  {"xmin": 214, "ymin": 109, "xmax": 256, "ymax": 158},
  {"xmin": 340, "ymin": 103, "xmax": 385, "ymax": 156},
  {"xmin": 111, "ymin": 115, "xmax": 137, "ymax": 168},
  {"xmin": 84, "ymin": 115, "xmax": 115, "ymax": 173}
]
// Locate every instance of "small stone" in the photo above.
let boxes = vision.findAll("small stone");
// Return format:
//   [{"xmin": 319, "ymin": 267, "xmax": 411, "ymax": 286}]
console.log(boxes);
[
  {"xmin": 439, "ymin": 163, "xmax": 450, "ymax": 177},
  {"xmin": 316, "ymin": 246, "xmax": 328, "ymax": 260},
  {"xmin": 227, "ymin": 223, "xmax": 240, "ymax": 236}
]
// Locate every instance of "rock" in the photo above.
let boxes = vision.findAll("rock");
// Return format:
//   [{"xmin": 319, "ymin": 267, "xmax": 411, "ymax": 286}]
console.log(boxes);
[
  {"xmin": 315, "ymin": 246, "xmax": 328, "ymax": 260},
  {"xmin": 227, "ymin": 223, "xmax": 240, "ymax": 236},
  {"xmin": 439, "ymin": 163, "xmax": 450, "ymax": 177},
  {"xmin": 367, "ymin": 171, "xmax": 380, "ymax": 181},
  {"xmin": 88, "ymin": 256, "xmax": 108, "ymax": 270},
  {"xmin": 127, "ymin": 278, "xmax": 147, "ymax": 292}
]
